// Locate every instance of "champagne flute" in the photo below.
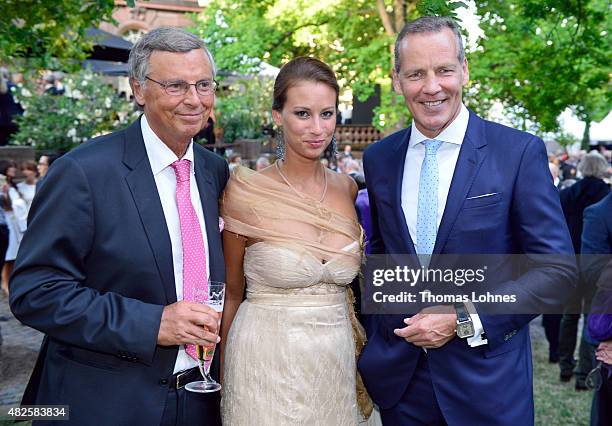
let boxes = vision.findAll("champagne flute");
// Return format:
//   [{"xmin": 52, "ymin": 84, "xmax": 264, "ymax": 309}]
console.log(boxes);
[{"xmin": 185, "ymin": 280, "xmax": 226, "ymax": 393}]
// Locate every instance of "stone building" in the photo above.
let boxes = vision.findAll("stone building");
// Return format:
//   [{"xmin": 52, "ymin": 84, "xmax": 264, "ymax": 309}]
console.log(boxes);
[{"xmin": 99, "ymin": 0, "xmax": 204, "ymax": 39}]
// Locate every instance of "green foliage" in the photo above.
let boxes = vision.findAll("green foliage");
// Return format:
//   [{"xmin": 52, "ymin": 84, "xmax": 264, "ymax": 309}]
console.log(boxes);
[
  {"xmin": 419, "ymin": 0, "xmax": 468, "ymax": 16},
  {"xmin": 469, "ymin": 0, "xmax": 611, "ymax": 134},
  {"xmin": 215, "ymin": 77, "xmax": 274, "ymax": 142},
  {"xmin": 373, "ymin": 80, "xmax": 412, "ymax": 130},
  {"xmin": 552, "ymin": 131, "xmax": 580, "ymax": 148},
  {"xmin": 0, "ymin": 0, "xmax": 117, "ymax": 70},
  {"xmin": 10, "ymin": 70, "xmax": 139, "ymax": 151},
  {"xmin": 194, "ymin": 0, "xmax": 610, "ymax": 134},
  {"xmin": 530, "ymin": 323, "xmax": 591, "ymax": 425},
  {"xmin": 193, "ymin": 0, "xmax": 462, "ymax": 132}
]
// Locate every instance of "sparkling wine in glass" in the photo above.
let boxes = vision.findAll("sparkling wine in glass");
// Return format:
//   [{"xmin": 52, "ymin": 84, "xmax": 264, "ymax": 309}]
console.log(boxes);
[{"xmin": 185, "ymin": 280, "xmax": 225, "ymax": 393}]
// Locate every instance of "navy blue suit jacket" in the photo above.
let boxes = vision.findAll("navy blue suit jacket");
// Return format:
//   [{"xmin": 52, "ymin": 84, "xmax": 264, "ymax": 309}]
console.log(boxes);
[
  {"xmin": 9, "ymin": 117, "xmax": 229, "ymax": 425},
  {"xmin": 359, "ymin": 111, "xmax": 576, "ymax": 425},
  {"xmin": 581, "ymin": 193, "xmax": 612, "ymax": 284}
]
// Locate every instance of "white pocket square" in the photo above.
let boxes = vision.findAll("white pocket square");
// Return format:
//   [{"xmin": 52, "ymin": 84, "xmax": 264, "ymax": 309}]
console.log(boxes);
[
  {"xmin": 219, "ymin": 217, "xmax": 225, "ymax": 232},
  {"xmin": 466, "ymin": 192, "xmax": 499, "ymax": 200}
]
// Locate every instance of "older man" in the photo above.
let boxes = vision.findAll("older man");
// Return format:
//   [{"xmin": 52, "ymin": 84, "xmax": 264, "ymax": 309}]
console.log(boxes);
[
  {"xmin": 359, "ymin": 16, "xmax": 576, "ymax": 425},
  {"xmin": 10, "ymin": 28, "xmax": 227, "ymax": 425}
]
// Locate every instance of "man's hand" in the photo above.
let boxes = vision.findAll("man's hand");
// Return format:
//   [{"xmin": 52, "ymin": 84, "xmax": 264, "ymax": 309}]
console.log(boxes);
[
  {"xmin": 596, "ymin": 340, "xmax": 612, "ymax": 365},
  {"xmin": 394, "ymin": 305, "xmax": 457, "ymax": 349},
  {"xmin": 157, "ymin": 301, "xmax": 221, "ymax": 347}
]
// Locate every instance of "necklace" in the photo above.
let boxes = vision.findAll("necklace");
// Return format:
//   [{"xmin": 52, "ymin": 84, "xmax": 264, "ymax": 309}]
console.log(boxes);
[{"xmin": 276, "ymin": 160, "xmax": 328, "ymax": 204}]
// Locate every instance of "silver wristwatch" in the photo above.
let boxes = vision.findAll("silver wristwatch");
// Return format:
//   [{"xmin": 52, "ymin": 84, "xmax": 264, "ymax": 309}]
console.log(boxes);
[{"xmin": 454, "ymin": 302, "xmax": 475, "ymax": 339}]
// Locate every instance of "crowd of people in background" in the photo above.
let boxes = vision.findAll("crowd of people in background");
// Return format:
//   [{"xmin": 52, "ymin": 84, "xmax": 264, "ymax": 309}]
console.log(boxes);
[
  {"xmin": 0, "ymin": 155, "xmax": 58, "ymax": 297},
  {"xmin": 538, "ymin": 147, "xmax": 611, "ymax": 425}
]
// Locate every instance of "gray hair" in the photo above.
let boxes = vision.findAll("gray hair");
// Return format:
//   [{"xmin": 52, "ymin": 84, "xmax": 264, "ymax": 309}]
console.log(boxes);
[
  {"xmin": 128, "ymin": 27, "xmax": 216, "ymax": 85},
  {"xmin": 578, "ymin": 151, "xmax": 609, "ymax": 179},
  {"xmin": 394, "ymin": 16, "xmax": 465, "ymax": 73}
]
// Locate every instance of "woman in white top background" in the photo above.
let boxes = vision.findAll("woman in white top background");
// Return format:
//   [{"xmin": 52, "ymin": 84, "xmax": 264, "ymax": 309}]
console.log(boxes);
[{"xmin": 2, "ymin": 160, "xmax": 37, "ymax": 296}]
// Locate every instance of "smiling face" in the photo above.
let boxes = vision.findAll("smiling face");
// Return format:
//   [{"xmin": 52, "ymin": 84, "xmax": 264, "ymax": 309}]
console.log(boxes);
[
  {"xmin": 393, "ymin": 28, "xmax": 468, "ymax": 138},
  {"xmin": 272, "ymin": 81, "xmax": 337, "ymax": 161},
  {"xmin": 132, "ymin": 49, "xmax": 214, "ymax": 156}
]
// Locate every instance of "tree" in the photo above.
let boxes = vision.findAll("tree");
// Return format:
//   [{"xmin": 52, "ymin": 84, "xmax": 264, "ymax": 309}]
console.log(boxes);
[
  {"xmin": 215, "ymin": 77, "xmax": 274, "ymax": 142},
  {"xmin": 194, "ymin": 0, "xmax": 464, "ymax": 131},
  {"xmin": 468, "ymin": 0, "xmax": 611, "ymax": 145},
  {"xmin": 10, "ymin": 69, "xmax": 139, "ymax": 151},
  {"xmin": 0, "ymin": 0, "xmax": 136, "ymax": 69},
  {"xmin": 196, "ymin": 1, "xmax": 609, "ymax": 138}
]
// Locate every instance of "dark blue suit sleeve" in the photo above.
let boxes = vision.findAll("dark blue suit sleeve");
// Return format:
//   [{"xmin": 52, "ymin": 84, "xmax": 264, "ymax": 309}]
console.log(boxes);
[
  {"xmin": 9, "ymin": 156, "xmax": 163, "ymax": 365},
  {"xmin": 480, "ymin": 137, "xmax": 577, "ymax": 348},
  {"xmin": 363, "ymin": 149, "xmax": 385, "ymax": 255},
  {"xmin": 581, "ymin": 202, "xmax": 612, "ymax": 288},
  {"xmin": 361, "ymin": 148, "xmax": 387, "ymax": 337}
]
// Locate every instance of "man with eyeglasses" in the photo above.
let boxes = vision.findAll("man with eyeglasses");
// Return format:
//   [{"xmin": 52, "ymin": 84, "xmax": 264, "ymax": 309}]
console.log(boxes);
[
  {"xmin": 10, "ymin": 27, "xmax": 227, "ymax": 426},
  {"xmin": 35, "ymin": 153, "xmax": 60, "ymax": 190}
]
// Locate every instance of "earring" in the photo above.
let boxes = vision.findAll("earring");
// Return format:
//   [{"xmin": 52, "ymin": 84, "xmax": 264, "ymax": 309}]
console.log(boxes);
[
  {"xmin": 275, "ymin": 127, "xmax": 285, "ymax": 161},
  {"xmin": 330, "ymin": 134, "xmax": 338, "ymax": 157}
]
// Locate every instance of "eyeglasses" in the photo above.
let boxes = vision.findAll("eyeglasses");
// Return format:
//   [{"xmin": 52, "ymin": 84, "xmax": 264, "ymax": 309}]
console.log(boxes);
[{"xmin": 145, "ymin": 76, "xmax": 218, "ymax": 96}]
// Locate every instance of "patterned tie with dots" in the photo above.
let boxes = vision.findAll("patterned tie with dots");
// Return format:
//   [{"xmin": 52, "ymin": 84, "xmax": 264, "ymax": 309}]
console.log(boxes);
[
  {"xmin": 171, "ymin": 159, "xmax": 208, "ymax": 360},
  {"xmin": 416, "ymin": 139, "xmax": 443, "ymax": 258}
]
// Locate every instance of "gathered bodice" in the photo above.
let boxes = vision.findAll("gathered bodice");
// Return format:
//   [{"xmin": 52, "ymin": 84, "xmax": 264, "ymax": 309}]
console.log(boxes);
[{"xmin": 243, "ymin": 241, "xmax": 361, "ymax": 297}]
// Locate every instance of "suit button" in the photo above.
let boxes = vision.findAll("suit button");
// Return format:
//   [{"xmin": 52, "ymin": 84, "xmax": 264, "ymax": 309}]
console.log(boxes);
[{"xmin": 159, "ymin": 378, "xmax": 168, "ymax": 386}]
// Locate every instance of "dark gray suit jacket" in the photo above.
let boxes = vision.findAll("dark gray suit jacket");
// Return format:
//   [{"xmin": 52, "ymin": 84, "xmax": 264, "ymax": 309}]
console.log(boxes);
[{"xmin": 10, "ymin": 117, "xmax": 229, "ymax": 425}]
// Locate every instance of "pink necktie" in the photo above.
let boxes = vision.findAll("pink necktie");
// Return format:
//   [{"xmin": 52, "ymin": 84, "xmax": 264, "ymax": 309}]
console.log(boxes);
[{"xmin": 171, "ymin": 159, "xmax": 208, "ymax": 360}]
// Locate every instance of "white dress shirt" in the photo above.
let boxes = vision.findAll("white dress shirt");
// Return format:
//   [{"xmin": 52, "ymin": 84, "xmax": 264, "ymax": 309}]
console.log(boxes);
[
  {"xmin": 401, "ymin": 105, "xmax": 487, "ymax": 347},
  {"xmin": 141, "ymin": 115, "xmax": 211, "ymax": 373}
]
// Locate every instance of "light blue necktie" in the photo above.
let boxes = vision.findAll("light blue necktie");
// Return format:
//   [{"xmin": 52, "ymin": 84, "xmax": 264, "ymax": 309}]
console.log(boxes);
[{"xmin": 416, "ymin": 139, "xmax": 443, "ymax": 257}]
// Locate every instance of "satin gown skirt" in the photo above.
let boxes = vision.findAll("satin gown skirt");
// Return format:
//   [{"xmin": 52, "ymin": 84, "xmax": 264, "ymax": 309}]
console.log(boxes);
[{"xmin": 221, "ymin": 290, "xmax": 358, "ymax": 425}]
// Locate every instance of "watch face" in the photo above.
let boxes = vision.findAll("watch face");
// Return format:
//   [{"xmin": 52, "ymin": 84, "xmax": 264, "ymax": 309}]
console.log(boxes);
[{"xmin": 457, "ymin": 322, "xmax": 475, "ymax": 338}]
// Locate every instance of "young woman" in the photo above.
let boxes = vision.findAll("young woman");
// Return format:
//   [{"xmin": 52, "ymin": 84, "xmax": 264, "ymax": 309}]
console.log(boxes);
[
  {"xmin": 220, "ymin": 57, "xmax": 373, "ymax": 425},
  {"xmin": 2, "ymin": 160, "xmax": 37, "ymax": 295}
]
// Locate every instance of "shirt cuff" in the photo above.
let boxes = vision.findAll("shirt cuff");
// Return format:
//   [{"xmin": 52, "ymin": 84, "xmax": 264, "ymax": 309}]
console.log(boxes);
[{"xmin": 465, "ymin": 301, "xmax": 488, "ymax": 347}]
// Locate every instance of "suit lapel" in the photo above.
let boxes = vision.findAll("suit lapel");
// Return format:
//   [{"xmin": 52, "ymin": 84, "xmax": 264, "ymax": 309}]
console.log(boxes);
[
  {"xmin": 433, "ymin": 112, "xmax": 488, "ymax": 255},
  {"xmin": 390, "ymin": 130, "xmax": 417, "ymax": 255},
  {"xmin": 123, "ymin": 118, "xmax": 177, "ymax": 304},
  {"xmin": 193, "ymin": 149, "xmax": 223, "ymax": 283}
]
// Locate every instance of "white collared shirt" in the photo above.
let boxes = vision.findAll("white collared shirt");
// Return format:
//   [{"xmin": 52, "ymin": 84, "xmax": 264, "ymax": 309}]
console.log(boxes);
[
  {"xmin": 400, "ymin": 104, "xmax": 487, "ymax": 347},
  {"xmin": 141, "ymin": 115, "xmax": 210, "ymax": 373}
]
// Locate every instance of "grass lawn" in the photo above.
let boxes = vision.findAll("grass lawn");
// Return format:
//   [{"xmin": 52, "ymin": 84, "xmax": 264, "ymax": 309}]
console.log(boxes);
[{"xmin": 531, "ymin": 321, "xmax": 593, "ymax": 426}]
